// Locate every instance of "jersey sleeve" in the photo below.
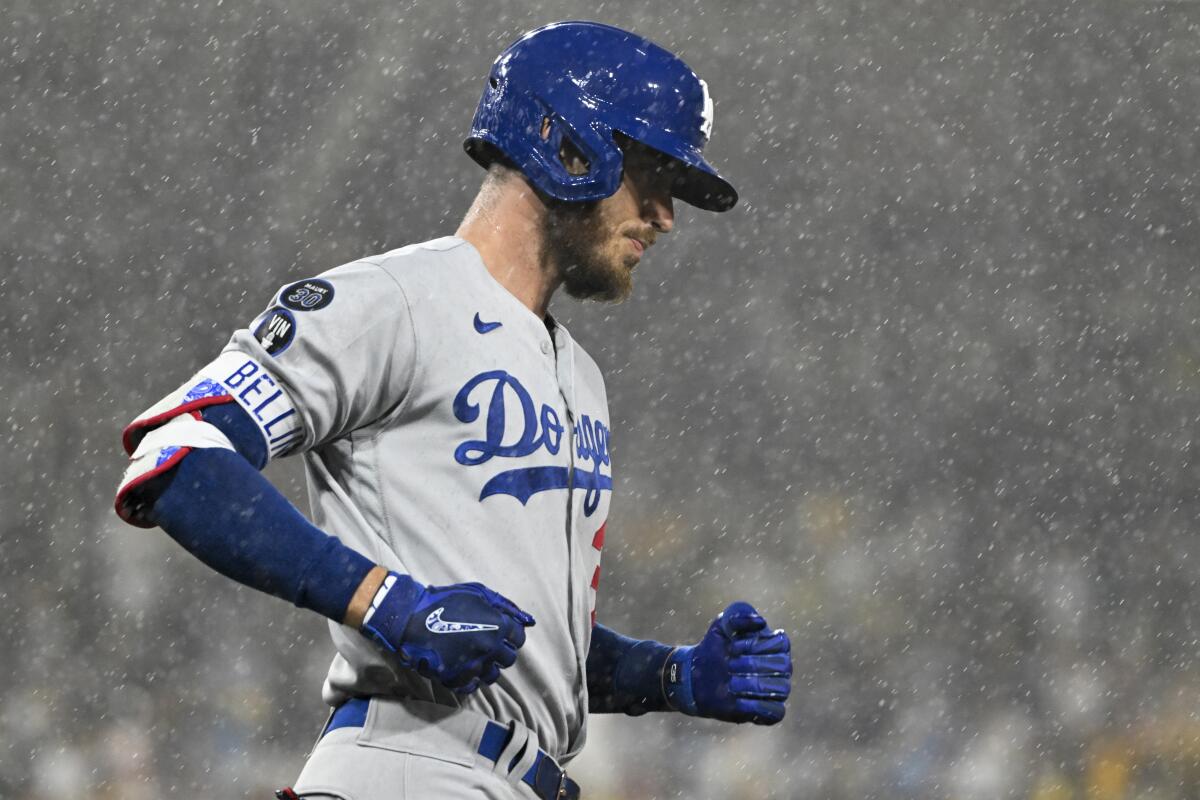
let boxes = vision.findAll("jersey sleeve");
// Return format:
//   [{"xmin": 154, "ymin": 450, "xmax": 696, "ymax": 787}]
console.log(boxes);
[
  {"xmin": 223, "ymin": 259, "xmax": 418, "ymax": 454},
  {"xmin": 116, "ymin": 259, "xmax": 417, "ymax": 527}
]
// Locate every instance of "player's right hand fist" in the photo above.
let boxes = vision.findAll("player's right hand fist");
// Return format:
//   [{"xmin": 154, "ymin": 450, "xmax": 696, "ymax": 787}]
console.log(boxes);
[{"xmin": 360, "ymin": 572, "xmax": 535, "ymax": 695}]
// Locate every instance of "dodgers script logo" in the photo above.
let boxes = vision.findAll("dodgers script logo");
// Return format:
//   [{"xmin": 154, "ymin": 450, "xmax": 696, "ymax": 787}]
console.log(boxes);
[{"xmin": 453, "ymin": 370, "xmax": 611, "ymax": 516}]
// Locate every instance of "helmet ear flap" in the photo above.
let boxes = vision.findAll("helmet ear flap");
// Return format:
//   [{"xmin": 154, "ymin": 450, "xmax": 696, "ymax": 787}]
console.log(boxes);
[
  {"xmin": 465, "ymin": 32, "xmax": 628, "ymax": 202},
  {"xmin": 524, "ymin": 108, "xmax": 622, "ymax": 200}
]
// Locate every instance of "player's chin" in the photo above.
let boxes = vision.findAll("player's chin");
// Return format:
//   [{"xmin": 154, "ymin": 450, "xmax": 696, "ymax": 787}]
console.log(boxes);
[
  {"xmin": 598, "ymin": 267, "xmax": 634, "ymax": 303},
  {"xmin": 604, "ymin": 250, "xmax": 639, "ymax": 301},
  {"xmin": 576, "ymin": 279, "xmax": 632, "ymax": 304},
  {"xmin": 562, "ymin": 260, "xmax": 634, "ymax": 303}
]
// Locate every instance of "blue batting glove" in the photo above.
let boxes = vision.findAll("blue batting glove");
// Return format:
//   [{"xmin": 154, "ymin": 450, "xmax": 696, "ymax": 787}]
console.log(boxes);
[
  {"xmin": 360, "ymin": 572, "xmax": 535, "ymax": 695},
  {"xmin": 664, "ymin": 601, "xmax": 792, "ymax": 724}
]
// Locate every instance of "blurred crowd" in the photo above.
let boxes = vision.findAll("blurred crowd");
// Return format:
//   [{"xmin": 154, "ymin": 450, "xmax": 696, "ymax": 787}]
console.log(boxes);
[{"xmin": 9, "ymin": 478, "xmax": 1200, "ymax": 799}]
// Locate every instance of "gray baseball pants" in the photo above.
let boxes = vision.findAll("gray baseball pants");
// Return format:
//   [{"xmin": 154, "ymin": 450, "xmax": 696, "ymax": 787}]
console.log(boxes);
[{"xmin": 290, "ymin": 698, "xmax": 543, "ymax": 800}]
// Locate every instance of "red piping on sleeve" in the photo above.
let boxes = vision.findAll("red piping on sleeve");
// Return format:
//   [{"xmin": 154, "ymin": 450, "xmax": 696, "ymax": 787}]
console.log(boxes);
[
  {"xmin": 121, "ymin": 395, "xmax": 235, "ymax": 455},
  {"xmin": 113, "ymin": 445, "xmax": 193, "ymax": 528}
]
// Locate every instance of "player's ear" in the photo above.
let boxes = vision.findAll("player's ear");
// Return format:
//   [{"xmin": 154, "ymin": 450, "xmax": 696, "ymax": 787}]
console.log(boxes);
[{"xmin": 542, "ymin": 116, "xmax": 590, "ymax": 177}]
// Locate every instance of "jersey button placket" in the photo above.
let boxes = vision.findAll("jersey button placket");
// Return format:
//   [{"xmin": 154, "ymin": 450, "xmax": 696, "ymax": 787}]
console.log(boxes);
[{"xmin": 552, "ymin": 329, "xmax": 591, "ymax": 728}]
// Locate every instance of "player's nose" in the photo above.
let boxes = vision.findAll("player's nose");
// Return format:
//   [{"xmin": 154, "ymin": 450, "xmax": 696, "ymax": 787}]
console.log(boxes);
[{"xmin": 642, "ymin": 191, "xmax": 674, "ymax": 234}]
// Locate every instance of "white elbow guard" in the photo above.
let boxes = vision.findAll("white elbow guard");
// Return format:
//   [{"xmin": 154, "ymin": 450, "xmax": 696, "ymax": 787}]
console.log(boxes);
[
  {"xmin": 114, "ymin": 351, "xmax": 304, "ymax": 527},
  {"xmin": 115, "ymin": 414, "xmax": 236, "ymax": 528}
]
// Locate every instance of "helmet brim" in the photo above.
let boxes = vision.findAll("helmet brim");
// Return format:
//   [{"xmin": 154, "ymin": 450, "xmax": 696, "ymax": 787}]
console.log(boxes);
[
  {"xmin": 622, "ymin": 127, "xmax": 738, "ymax": 212},
  {"xmin": 672, "ymin": 159, "xmax": 738, "ymax": 213}
]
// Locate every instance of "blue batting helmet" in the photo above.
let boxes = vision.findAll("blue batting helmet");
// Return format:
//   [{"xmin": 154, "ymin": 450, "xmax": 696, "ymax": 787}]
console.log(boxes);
[{"xmin": 464, "ymin": 21, "xmax": 738, "ymax": 212}]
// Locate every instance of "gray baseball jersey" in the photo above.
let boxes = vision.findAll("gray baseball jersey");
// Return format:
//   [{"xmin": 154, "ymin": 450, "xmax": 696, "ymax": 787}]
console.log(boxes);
[{"xmin": 180, "ymin": 236, "xmax": 610, "ymax": 761}]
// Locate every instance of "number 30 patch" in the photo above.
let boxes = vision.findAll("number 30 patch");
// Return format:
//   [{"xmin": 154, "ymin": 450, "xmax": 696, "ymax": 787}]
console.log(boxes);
[{"xmin": 280, "ymin": 278, "xmax": 335, "ymax": 311}]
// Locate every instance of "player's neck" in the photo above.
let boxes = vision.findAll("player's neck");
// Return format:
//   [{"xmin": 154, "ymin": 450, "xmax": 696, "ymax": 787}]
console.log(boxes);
[{"xmin": 457, "ymin": 177, "xmax": 561, "ymax": 319}]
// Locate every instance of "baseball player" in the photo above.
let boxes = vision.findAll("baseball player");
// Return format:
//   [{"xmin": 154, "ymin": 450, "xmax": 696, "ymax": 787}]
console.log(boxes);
[{"xmin": 115, "ymin": 21, "xmax": 792, "ymax": 799}]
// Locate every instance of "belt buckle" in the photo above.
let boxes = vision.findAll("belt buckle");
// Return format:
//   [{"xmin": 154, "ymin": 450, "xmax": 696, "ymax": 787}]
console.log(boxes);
[{"xmin": 556, "ymin": 769, "xmax": 568, "ymax": 798}]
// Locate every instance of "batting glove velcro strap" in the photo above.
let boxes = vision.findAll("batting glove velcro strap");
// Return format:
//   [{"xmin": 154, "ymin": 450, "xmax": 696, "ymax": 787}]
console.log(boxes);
[
  {"xmin": 663, "ymin": 601, "xmax": 792, "ymax": 725},
  {"xmin": 360, "ymin": 571, "xmax": 535, "ymax": 695}
]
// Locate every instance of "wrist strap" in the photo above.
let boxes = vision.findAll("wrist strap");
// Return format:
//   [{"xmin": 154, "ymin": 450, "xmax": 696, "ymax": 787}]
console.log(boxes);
[
  {"xmin": 662, "ymin": 646, "xmax": 696, "ymax": 715},
  {"xmin": 661, "ymin": 647, "xmax": 682, "ymax": 711},
  {"xmin": 361, "ymin": 572, "xmax": 399, "ymax": 628}
]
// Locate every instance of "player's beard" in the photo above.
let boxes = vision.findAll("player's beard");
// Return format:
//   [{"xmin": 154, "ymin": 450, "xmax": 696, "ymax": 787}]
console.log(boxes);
[{"xmin": 542, "ymin": 200, "xmax": 635, "ymax": 303}]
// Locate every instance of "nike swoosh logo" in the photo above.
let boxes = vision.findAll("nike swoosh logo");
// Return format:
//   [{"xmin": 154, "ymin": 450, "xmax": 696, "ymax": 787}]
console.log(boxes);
[
  {"xmin": 473, "ymin": 313, "xmax": 503, "ymax": 334},
  {"xmin": 425, "ymin": 607, "xmax": 500, "ymax": 634}
]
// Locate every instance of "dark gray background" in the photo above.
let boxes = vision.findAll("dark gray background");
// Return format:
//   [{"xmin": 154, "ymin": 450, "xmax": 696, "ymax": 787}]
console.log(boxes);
[{"xmin": 4, "ymin": 1, "xmax": 1199, "ymax": 797}]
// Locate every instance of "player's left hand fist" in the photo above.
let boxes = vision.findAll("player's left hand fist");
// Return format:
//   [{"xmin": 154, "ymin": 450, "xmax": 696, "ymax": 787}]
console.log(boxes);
[{"xmin": 664, "ymin": 601, "xmax": 791, "ymax": 725}]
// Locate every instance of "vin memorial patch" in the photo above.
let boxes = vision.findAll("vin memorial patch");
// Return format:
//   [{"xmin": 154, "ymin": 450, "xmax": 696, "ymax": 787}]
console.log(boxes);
[{"xmin": 253, "ymin": 307, "xmax": 296, "ymax": 356}]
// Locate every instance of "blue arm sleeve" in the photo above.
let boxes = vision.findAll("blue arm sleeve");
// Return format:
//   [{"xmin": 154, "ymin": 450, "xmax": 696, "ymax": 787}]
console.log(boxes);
[
  {"xmin": 142, "ymin": 405, "xmax": 374, "ymax": 622},
  {"xmin": 586, "ymin": 623, "xmax": 676, "ymax": 715},
  {"xmin": 202, "ymin": 401, "xmax": 269, "ymax": 468}
]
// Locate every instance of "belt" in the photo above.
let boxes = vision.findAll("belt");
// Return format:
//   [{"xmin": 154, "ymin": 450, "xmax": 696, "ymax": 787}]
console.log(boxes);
[{"xmin": 318, "ymin": 698, "xmax": 581, "ymax": 800}]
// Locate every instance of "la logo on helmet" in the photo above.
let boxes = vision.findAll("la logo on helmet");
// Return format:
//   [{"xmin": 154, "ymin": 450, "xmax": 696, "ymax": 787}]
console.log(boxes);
[{"xmin": 699, "ymin": 78, "xmax": 714, "ymax": 140}]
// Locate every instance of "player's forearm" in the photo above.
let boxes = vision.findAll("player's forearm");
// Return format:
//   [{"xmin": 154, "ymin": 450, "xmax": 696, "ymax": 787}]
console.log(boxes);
[
  {"xmin": 149, "ymin": 447, "xmax": 377, "ymax": 623},
  {"xmin": 586, "ymin": 623, "xmax": 675, "ymax": 715}
]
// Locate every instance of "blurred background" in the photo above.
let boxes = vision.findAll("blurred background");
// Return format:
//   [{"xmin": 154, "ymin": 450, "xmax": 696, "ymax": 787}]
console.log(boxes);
[{"xmin": 4, "ymin": 0, "xmax": 1200, "ymax": 797}]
